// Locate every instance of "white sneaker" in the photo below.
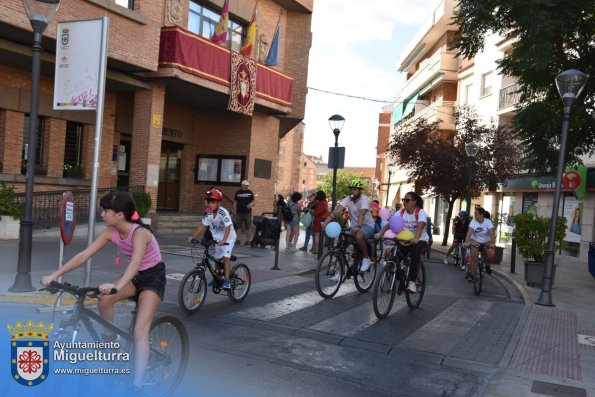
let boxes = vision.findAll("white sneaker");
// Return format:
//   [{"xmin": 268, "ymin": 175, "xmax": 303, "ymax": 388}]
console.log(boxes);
[
  {"xmin": 330, "ymin": 273, "xmax": 340, "ymax": 282},
  {"xmin": 407, "ymin": 281, "xmax": 416, "ymax": 293},
  {"xmin": 443, "ymin": 257, "xmax": 448, "ymax": 265},
  {"xmin": 360, "ymin": 258, "xmax": 372, "ymax": 272}
]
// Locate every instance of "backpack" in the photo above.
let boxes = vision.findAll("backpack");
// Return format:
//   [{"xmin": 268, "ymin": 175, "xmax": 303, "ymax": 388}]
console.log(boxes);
[
  {"xmin": 282, "ymin": 204, "xmax": 294, "ymax": 222},
  {"xmin": 400, "ymin": 208, "xmax": 420, "ymax": 221}
]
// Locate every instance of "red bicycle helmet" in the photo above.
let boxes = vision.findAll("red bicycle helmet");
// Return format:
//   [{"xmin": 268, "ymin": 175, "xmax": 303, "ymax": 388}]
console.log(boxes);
[{"xmin": 205, "ymin": 189, "xmax": 222, "ymax": 201}]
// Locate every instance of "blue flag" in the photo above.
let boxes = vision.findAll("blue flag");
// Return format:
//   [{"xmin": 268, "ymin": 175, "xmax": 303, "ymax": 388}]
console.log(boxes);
[{"xmin": 265, "ymin": 25, "xmax": 279, "ymax": 66}]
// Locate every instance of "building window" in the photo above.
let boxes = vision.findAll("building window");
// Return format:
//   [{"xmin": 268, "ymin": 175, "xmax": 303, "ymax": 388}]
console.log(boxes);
[
  {"xmin": 188, "ymin": 1, "xmax": 246, "ymax": 52},
  {"xmin": 464, "ymin": 83, "xmax": 473, "ymax": 104},
  {"xmin": 480, "ymin": 72, "xmax": 493, "ymax": 97},
  {"xmin": 21, "ymin": 115, "xmax": 44, "ymax": 175},
  {"xmin": 195, "ymin": 155, "xmax": 246, "ymax": 184},
  {"xmin": 63, "ymin": 121, "xmax": 85, "ymax": 177},
  {"xmin": 114, "ymin": 0, "xmax": 134, "ymax": 10}
]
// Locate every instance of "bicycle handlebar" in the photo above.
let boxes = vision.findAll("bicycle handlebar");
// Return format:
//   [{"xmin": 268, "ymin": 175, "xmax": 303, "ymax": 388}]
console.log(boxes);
[
  {"xmin": 188, "ymin": 239, "xmax": 229, "ymax": 246},
  {"xmin": 40, "ymin": 281, "xmax": 117, "ymax": 298}
]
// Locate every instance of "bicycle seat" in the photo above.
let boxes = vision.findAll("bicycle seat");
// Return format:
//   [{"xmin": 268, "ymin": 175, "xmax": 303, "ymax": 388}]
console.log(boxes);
[{"xmin": 230, "ymin": 254, "xmax": 237, "ymax": 261}]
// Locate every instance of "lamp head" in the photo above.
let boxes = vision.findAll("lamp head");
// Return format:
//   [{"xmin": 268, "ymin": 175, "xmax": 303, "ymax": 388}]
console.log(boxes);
[
  {"xmin": 387, "ymin": 163, "xmax": 396, "ymax": 174},
  {"xmin": 23, "ymin": 0, "xmax": 61, "ymax": 31},
  {"xmin": 465, "ymin": 141, "xmax": 480, "ymax": 158},
  {"xmin": 328, "ymin": 114, "xmax": 345, "ymax": 137},
  {"xmin": 555, "ymin": 69, "xmax": 588, "ymax": 103}
]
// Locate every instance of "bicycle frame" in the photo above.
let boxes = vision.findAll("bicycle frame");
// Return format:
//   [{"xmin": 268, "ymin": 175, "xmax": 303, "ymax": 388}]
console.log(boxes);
[{"xmin": 190, "ymin": 242, "xmax": 230, "ymax": 282}]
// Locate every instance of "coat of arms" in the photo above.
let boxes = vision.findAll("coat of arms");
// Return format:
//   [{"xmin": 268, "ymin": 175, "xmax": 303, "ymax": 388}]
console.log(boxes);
[{"xmin": 8, "ymin": 320, "xmax": 53, "ymax": 387}]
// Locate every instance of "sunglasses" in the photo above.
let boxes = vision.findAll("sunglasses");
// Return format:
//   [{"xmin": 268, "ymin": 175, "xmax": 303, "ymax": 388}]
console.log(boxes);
[{"xmin": 402, "ymin": 198, "xmax": 412, "ymax": 203}]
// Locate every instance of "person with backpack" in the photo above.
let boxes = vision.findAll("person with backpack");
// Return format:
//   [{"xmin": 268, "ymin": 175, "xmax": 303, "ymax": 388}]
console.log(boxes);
[
  {"xmin": 284, "ymin": 192, "xmax": 302, "ymax": 252},
  {"xmin": 444, "ymin": 210, "xmax": 470, "ymax": 266},
  {"xmin": 375, "ymin": 191, "xmax": 429, "ymax": 293}
]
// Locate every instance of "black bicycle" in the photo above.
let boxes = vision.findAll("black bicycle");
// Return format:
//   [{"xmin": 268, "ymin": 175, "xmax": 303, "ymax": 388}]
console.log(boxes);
[
  {"xmin": 42, "ymin": 281, "xmax": 188, "ymax": 397},
  {"xmin": 178, "ymin": 239, "xmax": 251, "ymax": 314},
  {"xmin": 315, "ymin": 229, "xmax": 377, "ymax": 299},
  {"xmin": 452, "ymin": 239, "xmax": 466, "ymax": 270},
  {"xmin": 466, "ymin": 243, "xmax": 486, "ymax": 296},
  {"xmin": 372, "ymin": 238, "xmax": 426, "ymax": 319}
]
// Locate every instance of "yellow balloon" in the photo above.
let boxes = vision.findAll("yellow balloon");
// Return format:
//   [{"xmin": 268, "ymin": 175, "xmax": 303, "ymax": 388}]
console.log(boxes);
[{"xmin": 396, "ymin": 229, "xmax": 414, "ymax": 241}]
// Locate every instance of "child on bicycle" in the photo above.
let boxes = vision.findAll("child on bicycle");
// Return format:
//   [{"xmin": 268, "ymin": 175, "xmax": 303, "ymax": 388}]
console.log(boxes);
[
  {"xmin": 41, "ymin": 191, "xmax": 166, "ymax": 393},
  {"xmin": 463, "ymin": 206, "xmax": 496, "ymax": 281},
  {"xmin": 188, "ymin": 189, "xmax": 236, "ymax": 289},
  {"xmin": 375, "ymin": 191, "xmax": 428, "ymax": 293}
]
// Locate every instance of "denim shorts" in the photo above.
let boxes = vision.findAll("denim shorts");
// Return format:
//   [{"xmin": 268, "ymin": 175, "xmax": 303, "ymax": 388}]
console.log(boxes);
[{"xmin": 132, "ymin": 262, "xmax": 166, "ymax": 300}]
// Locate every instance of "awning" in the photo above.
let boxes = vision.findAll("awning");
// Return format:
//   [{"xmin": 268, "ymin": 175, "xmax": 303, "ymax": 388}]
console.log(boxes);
[
  {"xmin": 392, "ymin": 102, "xmax": 404, "ymax": 125},
  {"xmin": 402, "ymin": 91, "xmax": 420, "ymax": 118},
  {"xmin": 418, "ymin": 74, "xmax": 444, "ymax": 97}
]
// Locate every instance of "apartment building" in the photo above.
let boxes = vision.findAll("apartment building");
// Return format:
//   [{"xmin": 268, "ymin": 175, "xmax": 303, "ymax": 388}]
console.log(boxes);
[{"xmin": 0, "ymin": 0, "xmax": 313, "ymax": 225}]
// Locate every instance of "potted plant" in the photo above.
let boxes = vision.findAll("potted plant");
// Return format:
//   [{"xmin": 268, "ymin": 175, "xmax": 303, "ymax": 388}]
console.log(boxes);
[
  {"xmin": 132, "ymin": 190, "xmax": 152, "ymax": 225},
  {"xmin": 0, "ymin": 182, "xmax": 23, "ymax": 239},
  {"xmin": 63, "ymin": 163, "xmax": 85, "ymax": 178},
  {"xmin": 512, "ymin": 212, "xmax": 566, "ymax": 287},
  {"xmin": 491, "ymin": 212, "xmax": 511, "ymax": 264}
]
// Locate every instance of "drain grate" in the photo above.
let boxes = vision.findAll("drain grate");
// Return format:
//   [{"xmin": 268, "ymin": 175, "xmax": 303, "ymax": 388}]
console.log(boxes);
[{"xmin": 531, "ymin": 381, "xmax": 586, "ymax": 397}]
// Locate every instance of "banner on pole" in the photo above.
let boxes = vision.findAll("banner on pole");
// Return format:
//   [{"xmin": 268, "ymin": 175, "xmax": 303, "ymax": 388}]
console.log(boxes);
[{"xmin": 53, "ymin": 19, "xmax": 104, "ymax": 110}]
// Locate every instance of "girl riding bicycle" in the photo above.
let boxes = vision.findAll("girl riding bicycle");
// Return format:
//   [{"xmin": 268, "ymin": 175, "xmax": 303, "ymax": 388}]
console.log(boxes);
[
  {"xmin": 463, "ymin": 206, "xmax": 496, "ymax": 281},
  {"xmin": 41, "ymin": 191, "xmax": 166, "ymax": 394},
  {"xmin": 375, "ymin": 191, "xmax": 428, "ymax": 293}
]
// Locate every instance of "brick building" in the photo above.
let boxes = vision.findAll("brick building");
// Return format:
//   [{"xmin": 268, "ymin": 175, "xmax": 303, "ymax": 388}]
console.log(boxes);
[{"xmin": 0, "ymin": 0, "xmax": 313, "ymax": 227}]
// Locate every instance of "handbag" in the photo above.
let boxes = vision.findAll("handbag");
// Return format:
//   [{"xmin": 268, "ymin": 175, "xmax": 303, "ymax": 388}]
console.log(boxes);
[{"xmin": 300, "ymin": 210, "xmax": 313, "ymax": 227}]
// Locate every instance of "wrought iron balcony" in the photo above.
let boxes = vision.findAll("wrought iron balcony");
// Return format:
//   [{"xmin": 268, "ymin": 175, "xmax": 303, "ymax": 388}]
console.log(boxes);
[{"xmin": 499, "ymin": 83, "xmax": 521, "ymax": 109}]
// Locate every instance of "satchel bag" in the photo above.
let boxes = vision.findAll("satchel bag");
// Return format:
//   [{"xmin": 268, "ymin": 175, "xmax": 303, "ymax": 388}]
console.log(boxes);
[{"xmin": 300, "ymin": 210, "xmax": 313, "ymax": 227}]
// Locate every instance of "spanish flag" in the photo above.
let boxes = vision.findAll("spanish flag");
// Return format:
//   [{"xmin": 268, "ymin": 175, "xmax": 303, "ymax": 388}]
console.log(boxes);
[
  {"xmin": 211, "ymin": 0, "xmax": 229, "ymax": 46},
  {"xmin": 240, "ymin": 9, "xmax": 257, "ymax": 56}
]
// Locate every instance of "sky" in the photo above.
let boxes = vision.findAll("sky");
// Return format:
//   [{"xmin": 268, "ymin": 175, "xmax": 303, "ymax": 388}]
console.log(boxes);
[{"xmin": 302, "ymin": 0, "xmax": 438, "ymax": 168}]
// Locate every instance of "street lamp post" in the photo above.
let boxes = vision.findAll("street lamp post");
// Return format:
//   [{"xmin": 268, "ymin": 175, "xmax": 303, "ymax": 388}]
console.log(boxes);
[
  {"xmin": 385, "ymin": 163, "xmax": 395, "ymax": 208},
  {"xmin": 328, "ymin": 114, "xmax": 345, "ymax": 211},
  {"xmin": 11, "ymin": 0, "xmax": 62, "ymax": 292},
  {"xmin": 464, "ymin": 141, "xmax": 479, "ymax": 213},
  {"xmin": 536, "ymin": 69, "xmax": 588, "ymax": 307}
]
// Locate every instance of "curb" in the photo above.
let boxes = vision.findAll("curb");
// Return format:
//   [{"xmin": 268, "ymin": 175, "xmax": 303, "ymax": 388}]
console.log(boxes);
[{"xmin": 491, "ymin": 268, "xmax": 532, "ymax": 306}]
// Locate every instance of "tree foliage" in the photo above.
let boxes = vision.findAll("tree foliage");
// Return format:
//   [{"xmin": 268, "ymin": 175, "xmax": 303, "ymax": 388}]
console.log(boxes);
[
  {"xmin": 388, "ymin": 106, "xmax": 520, "ymax": 245},
  {"xmin": 451, "ymin": 0, "xmax": 595, "ymax": 172},
  {"xmin": 317, "ymin": 169, "xmax": 372, "ymax": 203}
]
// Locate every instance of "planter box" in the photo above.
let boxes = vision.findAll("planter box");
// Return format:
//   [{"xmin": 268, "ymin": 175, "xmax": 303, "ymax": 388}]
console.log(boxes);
[
  {"xmin": 0, "ymin": 216, "xmax": 20, "ymax": 239},
  {"xmin": 494, "ymin": 246, "xmax": 504, "ymax": 264},
  {"xmin": 524, "ymin": 261, "xmax": 556, "ymax": 288}
]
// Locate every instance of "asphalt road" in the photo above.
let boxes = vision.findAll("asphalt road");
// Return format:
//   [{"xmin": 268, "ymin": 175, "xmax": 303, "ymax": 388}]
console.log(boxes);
[{"xmin": 0, "ymin": 245, "xmax": 525, "ymax": 397}]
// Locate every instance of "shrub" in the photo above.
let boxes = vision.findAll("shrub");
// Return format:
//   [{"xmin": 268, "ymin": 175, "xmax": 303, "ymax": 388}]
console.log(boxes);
[
  {"xmin": 0, "ymin": 183, "xmax": 23, "ymax": 221},
  {"xmin": 132, "ymin": 191, "xmax": 152, "ymax": 218},
  {"xmin": 512, "ymin": 212, "xmax": 566, "ymax": 263}
]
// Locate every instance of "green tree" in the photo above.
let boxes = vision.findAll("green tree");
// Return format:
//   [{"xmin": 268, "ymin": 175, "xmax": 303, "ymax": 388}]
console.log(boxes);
[
  {"xmin": 451, "ymin": 0, "xmax": 595, "ymax": 172},
  {"xmin": 389, "ymin": 106, "xmax": 520, "ymax": 245},
  {"xmin": 317, "ymin": 169, "xmax": 372, "ymax": 205}
]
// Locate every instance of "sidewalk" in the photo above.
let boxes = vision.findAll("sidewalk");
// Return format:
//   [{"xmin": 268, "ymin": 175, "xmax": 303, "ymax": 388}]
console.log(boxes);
[{"xmin": 431, "ymin": 236, "xmax": 595, "ymax": 397}]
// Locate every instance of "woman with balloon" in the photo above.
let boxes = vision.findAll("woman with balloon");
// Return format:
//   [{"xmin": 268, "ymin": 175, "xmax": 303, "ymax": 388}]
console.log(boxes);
[{"xmin": 374, "ymin": 191, "xmax": 429, "ymax": 293}]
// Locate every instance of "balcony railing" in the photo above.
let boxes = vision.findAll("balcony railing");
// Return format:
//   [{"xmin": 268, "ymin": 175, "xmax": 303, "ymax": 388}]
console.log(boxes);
[
  {"xmin": 158, "ymin": 26, "xmax": 293, "ymax": 108},
  {"xmin": 499, "ymin": 83, "xmax": 521, "ymax": 109}
]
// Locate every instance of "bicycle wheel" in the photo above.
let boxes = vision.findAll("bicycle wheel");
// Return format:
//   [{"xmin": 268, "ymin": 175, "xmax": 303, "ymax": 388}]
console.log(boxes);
[
  {"xmin": 354, "ymin": 257, "xmax": 377, "ymax": 292},
  {"xmin": 406, "ymin": 261, "xmax": 426, "ymax": 309},
  {"xmin": 453, "ymin": 248, "xmax": 461, "ymax": 268},
  {"xmin": 228, "ymin": 263, "xmax": 251, "ymax": 302},
  {"xmin": 375, "ymin": 239, "xmax": 384, "ymax": 263},
  {"xmin": 373, "ymin": 262, "xmax": 397, "ymax": 319},
  {"xmin": 473, "ymin": 259, "xmax": 483, "ymax": 296},
  {"xmin": 178, "ymin": 269, "xmax": 207, "ymax": 314},
  {"xmin": 143, "ymin": 315, "xmax": 189, "ymax": 397},
  {"xmin": 315, "ymin": 250, "xmax": 343, "ymax": 299}
]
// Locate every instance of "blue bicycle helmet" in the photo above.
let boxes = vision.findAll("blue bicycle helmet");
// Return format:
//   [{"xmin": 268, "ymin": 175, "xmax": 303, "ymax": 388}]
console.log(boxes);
[{"xmin": 458, "ymin": 210, "xmax": 469, "ymax": 217}]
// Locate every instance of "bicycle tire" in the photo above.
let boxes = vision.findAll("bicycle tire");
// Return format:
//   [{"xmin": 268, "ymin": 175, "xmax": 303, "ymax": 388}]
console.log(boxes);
[
  {"xmin": 373, "ymin": 262, "xmax": 397, "ymax": 319},
  {"xmin": 406, "ymin": 261, "xmax": 426, "ymax": 309},
  {"xmin": 178, "ymin": 269, "xmax": 207, "ymax": 314},
  {"xmin": 375, "ymin": 239, "xmax": 384, "ymax": 264},
  {"xmin": 453, "ymin": 248, "xmax": 461, "ymax": 268},
  {"xmin": 228, "ymin": 263, "xmax": 251, "ymax": 302},
  {"xmin": 315, "ymin": 250, "xmax": 343, "ymax": 299},
  {"xmin": 354, "ymin": 258, "xmax": 377, "ymax": 292},
  {"xmin": 474, "ymin": 259, "xmax": 483, "ymax": 296},
  {"xmin": 143, "ymin": 315, "xmax": 189, "ymax": 397}
]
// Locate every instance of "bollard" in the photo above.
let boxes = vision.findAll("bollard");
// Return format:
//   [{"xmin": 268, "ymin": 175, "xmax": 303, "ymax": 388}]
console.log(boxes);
[
  {"xmin": 510, "ymin": 237, "xmax": 516, "ymax": 273},
  {"xmin": 271, "ymin": 206, "xmax": 282, "ymax": 270}
]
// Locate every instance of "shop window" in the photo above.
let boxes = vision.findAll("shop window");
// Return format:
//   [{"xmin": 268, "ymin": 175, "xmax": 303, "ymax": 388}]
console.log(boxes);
[
  {"xmin": 21, "ymin": 115, "xmax": 45, "ymax": 175},
  {"xmin": 63, "ymin": 121, "xmax": 85, "ymax": 177},
  {"xmin": 195, "ymin": 155, "xmax": 245, "ymax": 184},
  {"xmin": 188, "ymin": 1, "xmax": 245, "ymax": 52}
]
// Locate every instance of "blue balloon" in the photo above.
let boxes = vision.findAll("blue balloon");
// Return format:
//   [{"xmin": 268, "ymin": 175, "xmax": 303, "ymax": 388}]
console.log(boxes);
[
  {"xmin": 380, "ymin": 219, "xmax": 389, "ymax": 228},
  {"xmin": 325, "ymin": 221, "xmax": 341, "ymax": 238}
]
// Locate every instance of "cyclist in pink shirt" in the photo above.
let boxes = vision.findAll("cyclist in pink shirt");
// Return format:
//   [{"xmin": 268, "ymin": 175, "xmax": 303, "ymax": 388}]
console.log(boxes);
[{"xmin": 42, "ymin": 191, "xmax": 165, "ymax": 393}]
